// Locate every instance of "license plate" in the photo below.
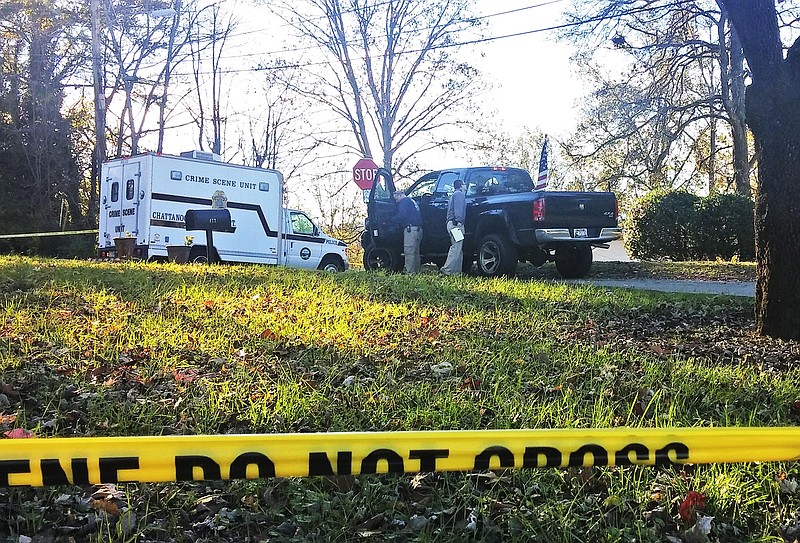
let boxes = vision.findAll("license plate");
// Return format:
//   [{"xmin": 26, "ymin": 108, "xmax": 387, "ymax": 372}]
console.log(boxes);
[{"xmin": 574, "ymin": 228, "xmax": 588, "ymax": 238}]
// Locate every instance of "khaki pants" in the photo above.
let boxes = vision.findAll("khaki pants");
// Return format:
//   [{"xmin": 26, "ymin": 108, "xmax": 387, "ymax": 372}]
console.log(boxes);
[
  {"xmin": 403, "ymin": 226, "xmax": 422, "ymax": 273},
  {"xmin": 441, "ymin": 221, "xmax": 464, "ymax": 275}
]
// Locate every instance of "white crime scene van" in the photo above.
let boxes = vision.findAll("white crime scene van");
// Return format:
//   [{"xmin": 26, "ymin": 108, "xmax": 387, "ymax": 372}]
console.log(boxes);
[{"xmin": 98, "ymin": 151, "xmax": 349, "ymax": 272}]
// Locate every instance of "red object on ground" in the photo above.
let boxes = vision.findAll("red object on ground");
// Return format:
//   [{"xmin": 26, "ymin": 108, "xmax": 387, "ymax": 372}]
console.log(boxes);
[{"xmin": 679, "ymin": 491, "xmax": 707, "ymax": 522}]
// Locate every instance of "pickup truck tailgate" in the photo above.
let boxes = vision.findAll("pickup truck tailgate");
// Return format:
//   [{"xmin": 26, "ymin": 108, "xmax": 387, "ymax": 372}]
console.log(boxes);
[{"xmin": 542, "ymin": 191, "xmax": 617, "ymax": 228}]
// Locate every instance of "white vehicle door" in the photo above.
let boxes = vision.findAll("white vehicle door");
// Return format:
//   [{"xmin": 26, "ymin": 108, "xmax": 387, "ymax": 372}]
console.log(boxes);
[
  {"xmin": 285, "ymin": 211, "xmax": 323, "ymax": 270},
  {"xmin": 103, "ymin": 162, "xmax": 142, "ymax": 239}
]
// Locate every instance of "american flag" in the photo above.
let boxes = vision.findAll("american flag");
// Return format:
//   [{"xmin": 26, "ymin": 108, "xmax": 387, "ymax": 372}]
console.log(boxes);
[{"xmin": 534, "ymin": 136, "xmax": 548, "ymax": 191}]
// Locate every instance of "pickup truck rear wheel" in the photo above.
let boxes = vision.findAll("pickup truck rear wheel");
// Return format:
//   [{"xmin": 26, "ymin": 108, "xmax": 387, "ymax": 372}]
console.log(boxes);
[
  {"xmin": 555, "ymin": 244, "xmax": 593, "ymax": 278},
  {"xmin": 477, "ymin": 234, "xmax": 518, "ymax": 277},
  {"xmin": 363, "ymin": 245, "xmax": 403, "ymax": 273}
]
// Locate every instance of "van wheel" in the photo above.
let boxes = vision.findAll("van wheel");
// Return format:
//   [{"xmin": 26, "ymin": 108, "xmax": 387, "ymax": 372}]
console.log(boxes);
[
  {"xmin": 555, "ymin": 244, "xmax": 593, "ymax": 278},
  {"xmin": 189, "ymin": 246, "xmax": 219, "ymax": 264},
  {"xmin": 477, "ymin": 234, "xmax": 518, "ymax": 277},
  {"xmin": 319, "ymin": 255, "xmax": 345, "ymax": 272},
  {"xmin": 363, "ymin": 245, "xmax": 403, "ymax": 272}
]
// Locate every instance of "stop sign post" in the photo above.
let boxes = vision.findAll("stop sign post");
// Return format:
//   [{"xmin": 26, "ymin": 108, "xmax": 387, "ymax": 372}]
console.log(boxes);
[{"xmin": 352, "ymin": 158, "xmax": 379, "ymax": 190}]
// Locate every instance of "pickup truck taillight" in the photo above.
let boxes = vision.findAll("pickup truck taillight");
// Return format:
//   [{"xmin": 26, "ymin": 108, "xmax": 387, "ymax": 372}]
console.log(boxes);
[{"xmin": 533, "ymin": 199, "xmax": 545, "ymax": 222}]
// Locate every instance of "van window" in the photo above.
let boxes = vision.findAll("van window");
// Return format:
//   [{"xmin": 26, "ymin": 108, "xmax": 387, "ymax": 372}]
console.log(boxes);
[
  {"xmin": 290, "ymin": 212, "xmax": 315, "ymax": 235},
  {"xmin": 126, "ymin": 179, "xmax": 135, "ymax": 200},
  {"xmin": 111, "ymin": 182, "xmax": 119, "ymax": 202}
]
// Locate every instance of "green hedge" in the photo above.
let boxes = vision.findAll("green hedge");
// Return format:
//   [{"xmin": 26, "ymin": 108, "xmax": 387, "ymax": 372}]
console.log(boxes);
[{"xmin": 625, "ymin": 190, "xmax": 754, "ymax": 261}]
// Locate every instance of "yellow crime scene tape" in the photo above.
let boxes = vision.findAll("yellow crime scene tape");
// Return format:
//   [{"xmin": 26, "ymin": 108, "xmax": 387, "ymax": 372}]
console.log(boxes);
[
  {"xmin": 1, "ymin": 427, "xmax": 799, "ymax": 487},
  {"xmin": 0, "ymin": 229, "xmax": 97, "ymax": 240}
]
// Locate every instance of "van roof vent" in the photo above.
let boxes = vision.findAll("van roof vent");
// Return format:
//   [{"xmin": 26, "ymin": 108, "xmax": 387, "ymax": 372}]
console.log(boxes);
[{"xmin": 180, "ymin": 150, "xmax": 221, "ymax": 162}]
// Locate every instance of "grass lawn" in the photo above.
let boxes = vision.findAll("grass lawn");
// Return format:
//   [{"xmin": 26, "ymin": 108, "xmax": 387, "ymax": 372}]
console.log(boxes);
[{"xmin": 0, "ymin": 256, "xmax": 797, "ymax": 542}]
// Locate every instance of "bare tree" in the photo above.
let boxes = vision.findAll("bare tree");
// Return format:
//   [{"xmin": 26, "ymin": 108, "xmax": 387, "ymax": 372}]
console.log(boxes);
[
  {"xmin": 187, "ymin": 2, "xmax": 236, "ymax": 156},
  {"xmin": 715, "ymin": 2, "xmax": 750, "ymax": 196},
  {"xmin": 235, "ymin": 66, "xmax": 323, "ymax": 186},
  {"xmin": 304, "ymin": 168, "xmax": 365, "ymax": 245},
  {"xmin": 272, "ymin": 0, "xmax": 482, "ymax": 172},
  {"xmin": 99, "ymin": 0, "xmax": 204, "ymax": 156},
  {"xmin": 563, "ymin": 0, "xmax": 753, "ymax": 197}
]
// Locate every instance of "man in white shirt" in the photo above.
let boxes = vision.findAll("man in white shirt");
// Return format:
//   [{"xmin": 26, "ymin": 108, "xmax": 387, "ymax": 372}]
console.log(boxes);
[{"xmin": 441, "ymin": 179, "xmax": 466, "ymax": 275}]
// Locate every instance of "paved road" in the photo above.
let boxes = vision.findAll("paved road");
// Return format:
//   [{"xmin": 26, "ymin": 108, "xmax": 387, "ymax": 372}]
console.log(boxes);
[
  {"xmin": 593, "ymin": 239, "xmax": 632, "ymax": 262},
  {"xmin": 567, "ymin": 278, "xmax": 756, "ymax": 297}
]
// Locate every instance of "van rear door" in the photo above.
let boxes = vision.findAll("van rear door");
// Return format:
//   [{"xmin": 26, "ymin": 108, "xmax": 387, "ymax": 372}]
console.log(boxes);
[{"xmin": 103, "ymin": 161, "xmax": 143, "ymax": 240}]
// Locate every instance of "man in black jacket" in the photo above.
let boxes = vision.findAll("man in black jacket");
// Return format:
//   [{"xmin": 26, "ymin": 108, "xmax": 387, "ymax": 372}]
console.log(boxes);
[{"xmin": 392, "ymin": 190, "xmax": 423, "ymax": 273}]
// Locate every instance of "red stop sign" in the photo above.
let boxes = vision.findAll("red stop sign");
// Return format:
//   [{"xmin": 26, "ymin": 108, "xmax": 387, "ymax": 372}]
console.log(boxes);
[{"xmin": 352, "ymin": 158, "xmax": 379, "ymax": 190}]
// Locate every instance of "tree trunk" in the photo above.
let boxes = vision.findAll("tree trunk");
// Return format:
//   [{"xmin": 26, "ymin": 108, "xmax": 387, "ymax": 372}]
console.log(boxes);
[
  {"xmin": 720, "ymin": 0, "xmax": 800, "ymax": 339},
  {"xmin": 747, "ymin": 72, "xmax": 800, "ymax": 339},
  {"xmin": 717, "ymin": 9, "xmax": 751, "ymax": 197},
  {"xmin": 729, "ymin": 113, "xmax": 749, "ymax": 196},
  {"xmin": 728, "ymin": 26, "xmax": 751, "ymax": 197},
  {"xmin": 708, "ymin": 119, "xmax": 716, "ymax": 194}
]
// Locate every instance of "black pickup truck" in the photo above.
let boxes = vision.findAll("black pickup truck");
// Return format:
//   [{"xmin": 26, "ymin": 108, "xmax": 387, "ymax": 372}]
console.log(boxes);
[{"xmin": 360, "ymin": 166, "xmax": 622, "ymax": 278}]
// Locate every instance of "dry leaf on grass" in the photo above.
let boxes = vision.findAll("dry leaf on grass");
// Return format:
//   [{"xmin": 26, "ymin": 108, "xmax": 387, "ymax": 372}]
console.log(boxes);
[
  {"xmin": 3, "ymin": 428, "xmax": 34, "ymax": 438},
  {"xmin": 88, "ymin": 483, "xmax": 128, "ymax": 517}
]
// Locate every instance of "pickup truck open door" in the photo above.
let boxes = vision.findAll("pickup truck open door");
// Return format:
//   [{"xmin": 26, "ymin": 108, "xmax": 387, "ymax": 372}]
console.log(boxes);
[{"xmin": 362, "ymin": 168, "xmax": 404, "ymax": 271}]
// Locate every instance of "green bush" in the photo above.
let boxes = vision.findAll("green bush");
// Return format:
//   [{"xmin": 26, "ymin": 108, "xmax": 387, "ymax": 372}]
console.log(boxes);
[
  {"xmin": 626, "ymin": 190, "xmax": 754, "ymax": 261},
  {"xmin": 626, "ymin": 190, "xmax": 701, "ymax": 261},
  {"xmin": 0, "ymin": 233, "xmax": 97, "ymax": 259},
  {"xmin": 695, "ymin": 193, "xmax": 755, "ymax": 261}
]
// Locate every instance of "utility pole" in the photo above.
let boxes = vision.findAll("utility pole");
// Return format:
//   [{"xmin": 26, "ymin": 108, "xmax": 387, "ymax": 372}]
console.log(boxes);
[
  {"xmin": 157, "ymin": 0, "xmax": 181, "ymax": 153},
  {"xmin": 91, "ymin": 0, "xmax": 106, "ymax": 222}
]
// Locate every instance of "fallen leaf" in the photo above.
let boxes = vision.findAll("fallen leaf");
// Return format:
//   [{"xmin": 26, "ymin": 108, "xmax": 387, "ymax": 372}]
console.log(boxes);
[
  {"xmin": 682, "ymin": 515, "xmax": 714, "ymax": 543},
  {"xmin": 88, "ymin": 483, "xmax": 128, "ymax": 517},
  {"xmin": 634, "ymin": 388, "xmax": 655, "ymax": 417},
  {"xmin": 174, "ymin": 368, "xmax": 198, "ymax": 383},
  {"xmin": 460, "ymin": 376, "xmax": 481, "ymax": 390},
  {"xmin": 355, "ymin": 513, "xmax": 387, "ymax": 533},
  {"xmin": 430, "ymin": 362, "xmax": 452, "ymax": 377},
  {"xmin": 0, "ymin": 383, "xmax": 19, "ymax": 398},
  {"xmin": 3, "ymin": 428, "xmax": 34, "ymax": 439},
  {"xmin": 778, "ymin": 473, "xmax": 799, "ymax": 494},
  {"xmin": 649, "ymin": 343, "xmax": 669, "ymax": 355}
]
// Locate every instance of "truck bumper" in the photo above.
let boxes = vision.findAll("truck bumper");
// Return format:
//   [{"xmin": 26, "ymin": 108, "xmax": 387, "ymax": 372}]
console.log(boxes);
[{"xmin": 535, "ymin": 227, "xmax": 623, "ymax": 244}]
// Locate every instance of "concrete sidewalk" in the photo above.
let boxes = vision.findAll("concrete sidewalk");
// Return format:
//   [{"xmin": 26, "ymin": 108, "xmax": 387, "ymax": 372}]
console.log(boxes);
[
  {"xmin": 567, "ymin": 278, "xmax": 756, "ymax": 297},
  {"xmin": 586, "ymin": 240, "xmax": 755, "ymax": 297}
]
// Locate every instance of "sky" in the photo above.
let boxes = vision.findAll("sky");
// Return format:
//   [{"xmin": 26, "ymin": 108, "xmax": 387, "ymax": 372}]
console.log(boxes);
[
  {"xmin": 235, "ymin": 0, "xmax": 588, "ymax": 209},
  {"xmin": 211, "ymin": 0, "xmax": 586, "ymax": 153},
  {"xmin": 143, "ymin": 0, "xmax": 594, "ymax": 211},
  {"xmin": 469, "ymin": 0, "xmax": 583, "ymax": 138}
]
